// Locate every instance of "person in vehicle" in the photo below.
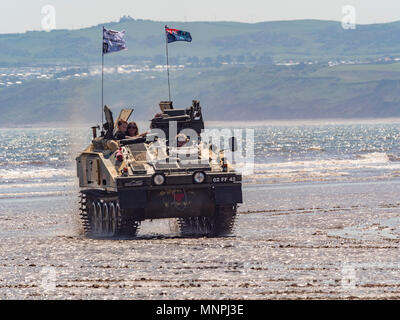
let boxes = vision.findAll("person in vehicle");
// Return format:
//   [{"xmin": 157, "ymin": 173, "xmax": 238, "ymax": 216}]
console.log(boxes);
[
  {"xmin": 176, "ymin": 133, "xmax": 189, "ymax": 147},
  {"xmin": 126, "ymin": 121, "xmax": 148, "ymax": 138},
  {"xmin": 114, "ymin": 120, "xmax": 128, "ymax": 140},
  {"xmin": 126, "ymin": 121, "xmax": 139, "ymax": 137}
]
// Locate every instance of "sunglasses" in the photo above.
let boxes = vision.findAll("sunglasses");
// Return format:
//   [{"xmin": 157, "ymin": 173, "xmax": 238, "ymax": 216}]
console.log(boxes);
[{"xmin": 127, "ymin": 126, "xmax": 137, "ymax": 129}]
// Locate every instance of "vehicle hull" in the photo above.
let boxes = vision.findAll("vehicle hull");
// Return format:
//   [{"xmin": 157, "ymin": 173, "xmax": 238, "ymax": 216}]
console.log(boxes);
[{"xmin": 89, "ymin": 183, "xmax": 242, "ymax": 220}]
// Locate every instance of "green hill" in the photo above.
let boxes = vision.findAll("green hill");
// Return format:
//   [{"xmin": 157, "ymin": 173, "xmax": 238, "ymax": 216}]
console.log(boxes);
[
  {"xmin": 2, "ymin": 62, "xmax": 400, "ymax": 125},
  {"xmin": 2, "ymin": 18, "xmax": 400, "ymax": 67}
]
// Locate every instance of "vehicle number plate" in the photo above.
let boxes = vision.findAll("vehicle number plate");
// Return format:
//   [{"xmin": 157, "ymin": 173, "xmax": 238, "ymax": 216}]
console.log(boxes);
[{"xmin": 212, "ymin": 176, "xmax": 236, "ymax": 183}]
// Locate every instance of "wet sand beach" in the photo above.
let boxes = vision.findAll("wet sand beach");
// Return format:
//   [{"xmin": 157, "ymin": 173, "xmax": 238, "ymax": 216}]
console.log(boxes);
[{"xmin": 0, "ymin": 180, "xmax": 399, "ymax": 299}]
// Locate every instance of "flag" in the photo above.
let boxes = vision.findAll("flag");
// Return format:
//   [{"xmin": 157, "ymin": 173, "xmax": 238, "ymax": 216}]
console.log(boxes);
[
  {"xmin": 165, "ymin": 26, "xmax": 192, "ymax": 43},
  {"xmin": 103, "ymin": 27, "xmax": 127, "ymax": 54}
]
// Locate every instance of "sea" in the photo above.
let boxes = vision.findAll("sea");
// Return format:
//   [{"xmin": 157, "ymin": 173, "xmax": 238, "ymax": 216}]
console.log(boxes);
[{"xmin": 0, "ymin": 120, "xmax": 400, "ymax": 202}]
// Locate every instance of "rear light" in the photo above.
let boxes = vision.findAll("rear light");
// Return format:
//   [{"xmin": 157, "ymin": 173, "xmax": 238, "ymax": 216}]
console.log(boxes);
[
  {"xmin": 116, "ymin": 150, "xmax": 123, "ymax": 162},
  {"xmin": 222, "ymin": 158, "xmax": 228, "ymax": 172},
  {"xmin": 121, "ymin": 166, "xmax": 128, "ymax": 176}
]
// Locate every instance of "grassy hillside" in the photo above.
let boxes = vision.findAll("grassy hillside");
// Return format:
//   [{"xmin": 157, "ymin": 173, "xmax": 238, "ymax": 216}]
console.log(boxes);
[
  {"xmin": 2, "ymin": 18, "xmax": 400, "ymax": 67},
  {"xmin": 2, "ymin": 62, "xmax": 400, "ymax": 125}
]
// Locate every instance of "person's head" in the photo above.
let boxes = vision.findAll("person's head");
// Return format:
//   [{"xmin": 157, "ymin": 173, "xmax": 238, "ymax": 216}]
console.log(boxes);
[
  {"xmin": 150, "ymin": 113, "xmax": 162, "ymax": 129},
  {"xmin": 176, "ymin": 133, "xmax": 189, "ymax": 147},
  {"xmin": 117, "ymin": 120, "xmax": 128, "ymax": 133},
  {"xmin": 127, "ymin": 122, "xmax": 138, "ymax": 136}
]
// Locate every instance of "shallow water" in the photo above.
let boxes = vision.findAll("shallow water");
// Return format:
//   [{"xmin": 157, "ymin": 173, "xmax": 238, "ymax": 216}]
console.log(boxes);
[{"xmin": 2, "ymin": 122, "xmax": 400, "ymax": 196}]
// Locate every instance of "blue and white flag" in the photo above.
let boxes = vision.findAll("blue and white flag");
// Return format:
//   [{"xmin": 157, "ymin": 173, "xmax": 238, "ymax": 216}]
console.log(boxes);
[{"xmin": 103, "ymin": 27, "xmax": 127, "ymax": 54}]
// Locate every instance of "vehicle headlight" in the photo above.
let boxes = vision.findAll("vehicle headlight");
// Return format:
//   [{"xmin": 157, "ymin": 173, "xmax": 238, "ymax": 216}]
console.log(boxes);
[
  {"xmin": 152, "ymin": 173, "xmax": 165, "ymax": 185},
  {"xmin": 193, "ymin": 171, "xmax": 205, "ymax": 184}
]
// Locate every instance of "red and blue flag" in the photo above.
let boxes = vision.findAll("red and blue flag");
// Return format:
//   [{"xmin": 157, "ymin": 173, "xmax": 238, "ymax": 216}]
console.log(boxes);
[{"xmin": 165, "ymin": 26, "xmax": 192, "ymax": 43}]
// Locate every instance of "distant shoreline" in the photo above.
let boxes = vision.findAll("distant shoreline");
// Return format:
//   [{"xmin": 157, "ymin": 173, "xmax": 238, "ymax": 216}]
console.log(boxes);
[{"xmin": 1, "ymin": 117, "xmax": 400, "ymax": 129}]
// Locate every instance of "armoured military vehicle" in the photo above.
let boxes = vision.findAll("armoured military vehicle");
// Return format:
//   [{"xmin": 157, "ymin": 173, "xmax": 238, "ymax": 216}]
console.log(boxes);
[{"xmin": 76, "ymin": 100, "xmax": 242, "ymax": 238}]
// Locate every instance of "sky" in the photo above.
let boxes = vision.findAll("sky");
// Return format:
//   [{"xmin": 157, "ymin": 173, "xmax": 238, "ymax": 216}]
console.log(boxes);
[{"xmin": 1, "ymin": 0, "xmax": 400, "ymax": 34}]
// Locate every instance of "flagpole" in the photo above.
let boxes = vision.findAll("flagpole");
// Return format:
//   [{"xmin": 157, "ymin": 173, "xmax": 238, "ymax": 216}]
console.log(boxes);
[
  {"xmin": 165, "ymin": 26, "xmax": 171, "ymax": 102},
  {"xmin": 101, "ymin": 52, "xmax": 104, "ymax": 128},
  {"xmin": 101, "ymin": 26, "xmax": 105, "ymax": 131}
]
